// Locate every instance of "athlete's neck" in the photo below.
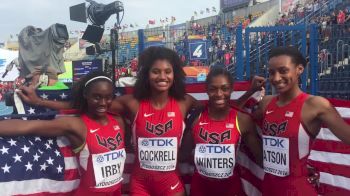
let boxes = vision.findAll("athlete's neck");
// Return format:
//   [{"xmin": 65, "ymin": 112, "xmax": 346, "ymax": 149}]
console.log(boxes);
[
  {"xmin": 150, "ymin": 91, "xmax": 169, "ymax": 109},
  {"xmin": 277, "ymin": 85, "xmax": 302, "ymax": 106},
  {"xmin": 208, "ymin": 106, "xmax": 230, "ymax": 121},
  {"xmin": 86, "ymin": 112, "xmax": 109, "ymax": 125}
]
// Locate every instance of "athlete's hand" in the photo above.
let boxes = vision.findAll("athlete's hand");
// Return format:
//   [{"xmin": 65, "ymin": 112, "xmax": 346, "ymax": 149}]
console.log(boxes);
[
  {"xmin": 307, "ymin": 166, "xmax": 320, "ymax": 188},
  {"xmin": 250, "ymin": 75, "xmax": 266, "ymax": 92},
  {"xmin": 17, "ymin": 85, "xmax": 42, "ymax": 106}
]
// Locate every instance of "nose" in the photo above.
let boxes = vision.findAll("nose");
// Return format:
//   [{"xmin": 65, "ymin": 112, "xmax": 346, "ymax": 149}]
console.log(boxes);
[
  {"xmin": 99, "ymin": 98, "xmax": 108, "ymax": 106},
  {"xmin": 271, "ymin": 72, "xmax": 281, "ymax": 83},
  {"xmin": 215, "ymin": 89, "xmax": 224, "ymax": 97},
  {"xmin": 159, "ymin": 71, "xmax": 167, "ymax": 80}
]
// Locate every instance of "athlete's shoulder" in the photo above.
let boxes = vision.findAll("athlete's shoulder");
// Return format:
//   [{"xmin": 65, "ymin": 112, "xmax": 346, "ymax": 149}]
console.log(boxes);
[{"xmin": 305, "ymin": 95, "xmax": 332, "ymax": 111}]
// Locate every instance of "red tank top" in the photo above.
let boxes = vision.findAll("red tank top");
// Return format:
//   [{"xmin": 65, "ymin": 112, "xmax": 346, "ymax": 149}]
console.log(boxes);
[
  {"xmin": 132, "ymin": 97, "xmax": 185, "ymax": 172},
  {"xmin": 77, "ymin": 114, "xmax": 125, "ymax": 192},
  {"xmin": 192, "ymin": 108, "xmax": 241, "ymax": 179},
  {"xmin": 262, "ymin": 93, "xmax": 313, "ymax": 178}
]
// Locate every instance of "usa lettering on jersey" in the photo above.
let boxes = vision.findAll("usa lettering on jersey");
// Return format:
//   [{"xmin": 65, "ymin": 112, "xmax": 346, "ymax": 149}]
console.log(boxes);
[
  {"xmin": 199, "ymin": 128, "xmax": 231, "ymax": 144},
  {"xmin": 263, "ymin": 120, "xmax": 288, "ymax": 136},
  {"xmin": 145, "ymin": 120, "xmax": 173, "ymax": 136},
  {"xmin": 95, "ymin": 133, "xmax": 123, "ymax": 151}
]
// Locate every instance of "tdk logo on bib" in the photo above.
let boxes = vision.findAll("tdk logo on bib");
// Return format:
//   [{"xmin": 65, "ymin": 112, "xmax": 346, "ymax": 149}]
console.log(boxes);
[
  {"xmin": 141, "ymin": 138, "xmax": 174, "ymax": 147},
  {"xmin": 263, "ymin": 137, "xmax": 285, "ymax": 148},
  {"xmin": 198, "ymin": 145, "xmax": 232, "ymax": 153},
  {"xmin": 96, "ymin": 150, "xmax": 125, "ymax": 163}
]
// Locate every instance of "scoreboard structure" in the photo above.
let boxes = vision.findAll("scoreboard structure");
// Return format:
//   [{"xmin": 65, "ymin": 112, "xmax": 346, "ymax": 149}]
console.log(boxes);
[{"xmin": 220, "ymin": 0, "xmax": 250, "ymax": 12}]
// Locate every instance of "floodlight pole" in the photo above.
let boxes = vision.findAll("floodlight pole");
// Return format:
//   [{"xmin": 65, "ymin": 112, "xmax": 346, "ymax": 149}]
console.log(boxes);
[{"xmin": 111, "ymin": 12, "xmax": 120, "ymax": 86}]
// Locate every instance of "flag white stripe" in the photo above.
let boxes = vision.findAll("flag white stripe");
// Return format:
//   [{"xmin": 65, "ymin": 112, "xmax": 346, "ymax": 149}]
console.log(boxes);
[
  {"xmin": 122, "ymin": 174, "xmax": 130, "ymax": 184},
  {"xmin": 241, "ymin": 178, "xmax": 262, "ymax": 196},
  {"xmin": 188, "ymin": 91, "xmax": 246, "ymax": 101},
  {"xmin": 237, "ymin": 150, "xmax": 264, "ymax": 180},
  {"xmin": 316, "ymin": 128, "xmax": 341, "ymax": 142},
  {"xmin": 57, "ymin": 136, "xmax": 70, "ymax": 147},
  {"xmin": 335, "ymin": 107, "xmax": 350, "ymax": 118},
  {"xmin": 126, "ymin": 153, "xmax": 135, "ymax": 164},
  {"xmin": 0, "ymin": 179, "xmax": 80, "ymax": 196},
  {"xmin": 320, "ymin": 172, "xmax": 350, "ymax": 191},
  {"xmin": 64, "ymin": 157, "xmax": 78, "ymax": 170},
  {"xmin": 309, "ymin": 150, "xmax": 350, "ymax": 166}
]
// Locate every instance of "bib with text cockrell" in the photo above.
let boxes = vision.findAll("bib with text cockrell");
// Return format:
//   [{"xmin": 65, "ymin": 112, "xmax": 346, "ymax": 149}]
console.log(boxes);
[
  {"xmin": 263, "ymin": 135, "xmax": 290, "ymax": 177},
  {"xmin": 138, "ymin": 137, "xmax": 177, "ymax": 171},
  {"xmin": 194, "ymin": 144, "xmax": 235, "ymax": 179},
  {"xmin": 92, "ymin": 148, "xmax": 126, "ymax": 188}
]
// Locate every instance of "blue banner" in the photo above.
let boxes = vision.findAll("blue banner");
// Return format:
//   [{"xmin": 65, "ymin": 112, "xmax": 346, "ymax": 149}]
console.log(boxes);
[{"xmin": 189, "ymin": 41, "xmax": 208, "ymax": 60}]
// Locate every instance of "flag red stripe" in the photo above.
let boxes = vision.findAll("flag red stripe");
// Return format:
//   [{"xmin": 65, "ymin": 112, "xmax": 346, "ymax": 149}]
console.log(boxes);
[
  {"xmin": 237, "ymin": 165, "xmax": 262, "ymax": 191},
  {"xmin": 318, "ymin": 183, "xmax": 350, "ymax": 196},
  {"xmin": 59, "ymin": 146, "xmax": 74, "ymax": 157},
  {"xmin": 312, "ymin": 139, "xmax": 350, "ymax": 154},
  {"xmin": 308, "ymin": 160, "xmax": 350, "ymax": 178},
  {"xmin": 64, "ymin": 169, "xmax": 80, "ymax": 181}
]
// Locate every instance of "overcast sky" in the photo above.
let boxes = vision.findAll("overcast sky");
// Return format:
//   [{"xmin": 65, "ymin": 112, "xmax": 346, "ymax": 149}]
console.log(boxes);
[{"xmin": 0, "ymin": 0, "xmax": 219, "ymax": 42}]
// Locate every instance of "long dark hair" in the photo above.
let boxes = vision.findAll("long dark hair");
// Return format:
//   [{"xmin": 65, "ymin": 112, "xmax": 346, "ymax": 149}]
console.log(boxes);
[
  {"xmin": 133, "ymin": 46, "xmax": 186, "ymax": 100},
  {"xmin": 71, "ymin": 71, "xmax": 113, "ymax": 113}
]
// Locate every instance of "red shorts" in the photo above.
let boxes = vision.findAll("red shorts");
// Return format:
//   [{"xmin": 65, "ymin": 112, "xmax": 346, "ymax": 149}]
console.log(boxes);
[
  {"xmin": 262, "ymin": 174, "xmax": 317, "ymax": 196},
  {"xmin": 74, "ymin": 186, "xmax": 121, "ymax": 196},
  {"xmin": 190, "ymin": 172, "xmax": 246, "ymax": 196},
  {"xmin": 129, "ymin": 166, "xmax": 185, "ymax": 196}
]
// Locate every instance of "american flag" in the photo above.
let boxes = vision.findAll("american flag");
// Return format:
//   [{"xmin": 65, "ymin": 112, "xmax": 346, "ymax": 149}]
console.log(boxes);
[
  {"xmin": 1, "ymin": 82, "xmax": 350, "ymax": 195},
  {"xmin": 20, "ymin": 89, "xmax": 71, "ymax": 115},
  {"xmin": 0, "ymin": 112, "xmax": 79, "ymax": 195}
]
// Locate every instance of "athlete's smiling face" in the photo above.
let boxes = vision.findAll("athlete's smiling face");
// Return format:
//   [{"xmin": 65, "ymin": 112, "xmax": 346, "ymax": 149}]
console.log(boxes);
[
  {"xmin": 149, "ymin": 59, "xmax": 174, "ymax": 93},
  {"xmin": 85, "ymin": 81, "xmax": 113, "ymax": 118},
  {"xmin": 268, "ymin": 55, "xmax": 304, "ymax": 94},
  {"xmin": 207, "ymin": 75, "xmax": 232, "ymax": 110}
]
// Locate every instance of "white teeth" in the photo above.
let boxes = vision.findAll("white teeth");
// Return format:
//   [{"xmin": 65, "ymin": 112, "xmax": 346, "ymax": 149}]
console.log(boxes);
[
  {"xmin": 157, "ymin": 82, "xmax": 167, "ymax": 86},
  {"xmin": 215, "ymin": 100, "xmax": 225, "ymax": 104}
]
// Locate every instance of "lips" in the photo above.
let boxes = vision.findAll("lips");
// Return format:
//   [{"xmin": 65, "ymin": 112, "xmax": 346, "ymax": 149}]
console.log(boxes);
[
  {"xmin": 156, "ymin": 81, "xmax": 169, "ymax": 87},
  {"xmin": 96, "ymin": 108, "xmax": 107, "ymax": 113}
]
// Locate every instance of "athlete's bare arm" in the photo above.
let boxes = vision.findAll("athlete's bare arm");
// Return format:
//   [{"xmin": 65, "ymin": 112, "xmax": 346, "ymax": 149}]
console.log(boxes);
[
  {"xmin": 238, "ymin": 112, "xmax": 263, "ymax": 166},
  {"xmin": 110, "ymin": 94, "xmax": 139, "ymax": 117},
  {"xmin": 252, "ymin": 95, "xmax": 274, "ymax": 123},
  {"xmin": 17, "ymin": 85, "xmax": 72, "ymax": 110},
  {"xmin": 0, "ymin": 117, "xmax": 86, "ymax": 148},
  {"xmin": 234, "ymin": 76, "xmax": 266, "ymax": 109},
  {"xmin": 303, "ymin": 96, "xmax": 350, "ymax": 145}
]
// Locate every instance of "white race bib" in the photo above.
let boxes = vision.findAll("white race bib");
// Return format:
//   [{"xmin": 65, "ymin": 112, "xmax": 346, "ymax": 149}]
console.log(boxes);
[
  {"xmin": 194, "ymin": 144, "xmax": 235, "ymax": 179},
  {"xmin": 92, "ymin": 148, "xmax": 126, "ymax": 188},
  {"xmin": 263, "ymin": 135, "xmax": 290, "ymax": 177},
  {"xmin": 138, "ymin": 137, "xmax": 177, "ymax": 171}
]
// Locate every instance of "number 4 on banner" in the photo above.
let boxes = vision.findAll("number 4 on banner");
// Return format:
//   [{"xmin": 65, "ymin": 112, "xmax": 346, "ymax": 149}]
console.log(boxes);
[{"xmin": 193, "ymin": 44, "xmax": 203, "ymax": 58}]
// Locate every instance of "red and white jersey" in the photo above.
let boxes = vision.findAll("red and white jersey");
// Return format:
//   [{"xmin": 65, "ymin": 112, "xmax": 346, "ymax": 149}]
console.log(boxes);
[
  {"xmin": 262, "ymin": 93, "xmax": 313, "ymax": 178},
  {"xmin": 132, "ymin": 97, "xmax": 185, "ymax": 172},
  {"xmin": 77, "ymin": 114, "xmax": 126, "ymax": 193},
  {"xmin": 192, "ymin": 107, "xmax": 241, "ymax": 179}
]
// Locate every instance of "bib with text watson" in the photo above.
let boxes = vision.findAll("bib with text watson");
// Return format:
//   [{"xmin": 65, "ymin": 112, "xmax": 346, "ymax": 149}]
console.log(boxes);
[
  {"xmin": 138, "ymin": 137, "xmax": 177, "ymax": 171},
  {"xmin": 263, "ymin": 135, "xmax": 290, "ymax": 177},
  {"xmin": 92, "ymin": 148, "xmax": 126, "ymax": 188},
  {"xmin": 194, "ymin": 144, "xmax": 235, "ymax": 179}
]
